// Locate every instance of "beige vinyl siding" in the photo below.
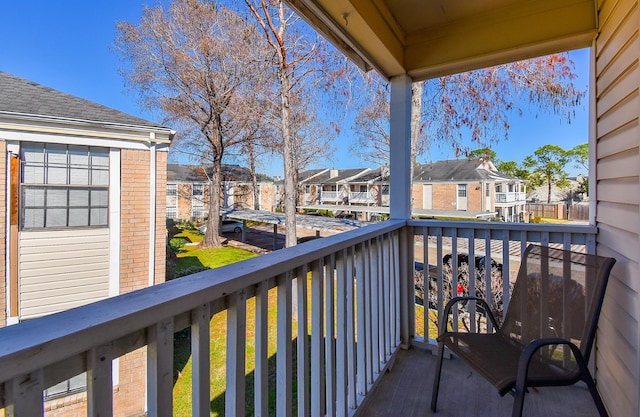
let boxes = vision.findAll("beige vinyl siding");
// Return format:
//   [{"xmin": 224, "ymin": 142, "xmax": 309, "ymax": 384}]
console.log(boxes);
[
  {"xmin": 19, "ymin": 228, "xmax": 110, "ymax": 319},
  {"xmin": 595, "ymin": 0, "xmax": 640, "ymax": 416}
]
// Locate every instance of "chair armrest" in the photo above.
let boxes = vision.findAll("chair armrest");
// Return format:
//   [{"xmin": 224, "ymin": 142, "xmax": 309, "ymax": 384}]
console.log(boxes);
[
  {"xmin": 516, "ymin": 338, "xmax": 587, "ymax": 389},
  {"xmin": 439, "ymin": 296, "xmax": 500, "ymax": 336}
]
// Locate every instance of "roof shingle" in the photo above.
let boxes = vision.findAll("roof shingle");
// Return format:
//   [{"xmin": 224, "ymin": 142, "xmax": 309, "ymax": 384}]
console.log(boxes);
[{"xmin": 0, "ymin": 71, "xmax": 166, "ymax": 129}]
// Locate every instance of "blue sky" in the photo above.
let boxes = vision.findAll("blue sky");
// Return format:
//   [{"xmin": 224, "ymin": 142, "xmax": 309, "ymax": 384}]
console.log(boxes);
[{"xmin": 1, "ymin": 1, "xmax": 590, "ymax": 178}]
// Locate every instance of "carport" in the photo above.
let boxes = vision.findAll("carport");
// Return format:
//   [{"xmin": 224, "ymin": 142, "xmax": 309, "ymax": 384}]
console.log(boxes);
[
  {"xmin": 221, "ymin": 208, "xmax": 368, "ymax": 250},
  {"xmin": 222, "ymin": 207, "xmax": 497, "ymax": 250}
]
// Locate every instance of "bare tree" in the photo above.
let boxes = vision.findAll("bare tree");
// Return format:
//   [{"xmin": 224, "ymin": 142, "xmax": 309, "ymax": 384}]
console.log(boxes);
[
  {"xmin": 244, "ymin": 0, "xmax": 333, "ymax": 247},
  {"xmin": 351, "ymin": 54, "xmax": 584, "ymax": 166},
  {"xmin": 116, "ymin": 0, "xmax": 265, "ymax": 247}
]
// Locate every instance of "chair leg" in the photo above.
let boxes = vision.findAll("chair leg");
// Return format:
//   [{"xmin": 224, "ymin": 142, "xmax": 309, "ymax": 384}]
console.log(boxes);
[
  {"xmin": 430, "ymin": 341, "xmax": 446, "ymax": 412},
  {"xmin": 582, "ymin": 372, "xmax": 609, "ymax": 417},
  {"xmin": 511, "ymin": 376, "xmax": 527, "ymax": 417}
]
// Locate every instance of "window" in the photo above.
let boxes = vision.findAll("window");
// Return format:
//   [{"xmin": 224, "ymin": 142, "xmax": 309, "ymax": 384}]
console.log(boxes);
[
  {"xmin": 167, "ymin": 184, "xmax": 178, "ymax": 219},
  {"xmin": 457, "ymin": 184, "xmax": 467, "ymax": 197},
  {"xmin": 192, "ymin": 183, "xmax": 205, "ymax": 218},
  {"xmin": 21, "ymin": 143, "xmax": 109, "ymax": 229},
  {"xmin": 486, "ymin": 183, "xmax": 490, "ymax": 197},
  {"xmin": 381, "ymin": 185, "xmax": 390, "ymax": 195},
  {"xmin": 45, "ymin": 373, "xmax": 86, "ymax": 400}
]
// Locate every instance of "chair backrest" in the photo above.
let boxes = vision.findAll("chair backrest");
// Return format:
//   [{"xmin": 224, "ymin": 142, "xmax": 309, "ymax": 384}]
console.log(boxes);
[{"xmin": 500, "ymin": 245, "xmax": 616, "ymax": 366}]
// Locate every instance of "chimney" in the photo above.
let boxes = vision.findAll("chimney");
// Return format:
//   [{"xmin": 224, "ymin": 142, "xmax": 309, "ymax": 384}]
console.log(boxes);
[{"xmin": 330, "ymin": 169, "xmax": 339, "ymax": 178}]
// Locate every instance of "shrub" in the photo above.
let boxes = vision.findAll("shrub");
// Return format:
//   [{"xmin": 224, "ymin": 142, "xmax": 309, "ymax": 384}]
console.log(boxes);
[
  {"xmin": 169, "ymin": 237, "xmax": 189, "ymax": 252},
  {"xmin": 175, "ymin": 265, "xmax": 209, "ymax": 278}
]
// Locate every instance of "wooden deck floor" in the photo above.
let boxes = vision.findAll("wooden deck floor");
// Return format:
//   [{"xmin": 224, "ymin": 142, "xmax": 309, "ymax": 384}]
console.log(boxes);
[{"xmin": 355, "ymin": 346, "xmax": 603, "ymax": 417}]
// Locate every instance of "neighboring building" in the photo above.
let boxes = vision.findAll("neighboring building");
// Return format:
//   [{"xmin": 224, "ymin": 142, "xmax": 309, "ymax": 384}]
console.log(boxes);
[
  {"xmin": 166, "ymin": 164, "xmax": 276, "ymax": 220},
  {"xmin": 311, "ymin": 168, "xmax": 370, "ymax": 205},
  {"xmin": 412, "ymin": 158, "xmax": 527, "ymax": 221},
  {"xmin": 299, "ymin": 168, "xmax": 329, "ymax": 205},
  {"xmin": 0, "ymin": 71, "xmax": 173, "ymax": 415},
  {"xmin": 345, "ymin": 166, "xmax": 390, "ymax": 208}
]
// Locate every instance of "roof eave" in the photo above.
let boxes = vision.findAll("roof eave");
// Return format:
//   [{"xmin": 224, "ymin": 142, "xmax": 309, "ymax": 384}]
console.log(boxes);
[{"xmin": 0, "ymin": 111, "xmax": 174, "ymax": 144}]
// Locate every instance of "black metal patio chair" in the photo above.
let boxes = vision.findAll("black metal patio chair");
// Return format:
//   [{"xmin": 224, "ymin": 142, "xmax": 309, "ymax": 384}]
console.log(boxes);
[{"xmin": 431, "ymin": 244, "xmax": 616, "ymax": 417}]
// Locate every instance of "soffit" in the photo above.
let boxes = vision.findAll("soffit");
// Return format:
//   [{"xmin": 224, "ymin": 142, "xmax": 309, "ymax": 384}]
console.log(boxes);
[{"xmin": 287, "ymin": 0, "xmax": 597, "ymax": 81}]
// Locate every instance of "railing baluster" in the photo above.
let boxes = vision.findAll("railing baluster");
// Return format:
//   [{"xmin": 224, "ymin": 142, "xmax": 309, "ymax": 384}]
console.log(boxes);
[
  {"xmin": 382, "ymin": 234, "xmax": 391, "ymax": 359},
  {"xmin": 451, "ymin": 228, "xmax": 459, "ymax": 333},
  {"xmin": 335, "ymin": 249, "xmax": 348, "ymax": 417},
  {"xmin": 355, "ymin": 242, "xmax": 367, "ymax": 397},
  {"xmin": 311, "ymin": 258, "xmax": 325, "ymax": 417},
  {"xmin": 325, "ymin": 254, "xmax": 336, "ymax": 417},
  {"xmin": 435, "ymin": 228, "xmax": 444, "ymax": 335},
  {"xmin": 226, "ymin": 291, "xmax": 247, "ymax": 417},
  {"xmin": 468, "ymin": 230, "xmax": 477, "ymax": 332},
  {"xmin": 88, "ymin": 343, "xmax": 113, "ymax": 417},
  {"xmin": 277, "ymin": 273, "xmax": 293, "ymax": 417},
  {"xmin": 363, "ymin": 239, "xmax": 373, "ymax": 389},
  {"xmin": 192, "ymin": 304, "xmax": 210, "ymax": 417},
  {"xmin": 296, "ymin": 266, "xmax": 310, "ymax": 417},
  {"xmin": 6, "ymin": 370, "xmax": 44, "ymax": 417},
  {"xmin": 484, "ymin": 230, "xmax": 493, "ymax": 333},
  {"xmin": 422, "ymin": 228, "xmax": 429, "ymax": 341},
  {"xmin": 392, "ymin": 231, "xmax": 401, "ymax": 347},
  {"xmin": 147, "ymin": 317, "xmax": 174, "ymax": 417},
  {"xmin": 376, "ymin": 235, "xmax": 384, "ymax": 360},
  {"xmin": 255, "ymin": 282, "xmax": 269, "ymax": 417},
  {"xmin": 370, "ymin": 237, "xmax": 380, "ymax": 376},
  {"xmin": 502, "ymin": 229, "xmax": 511, "ymax": 320},
  {"xmin": 346, "ymin": 246, "xmax": 357, "ymax": 409}
]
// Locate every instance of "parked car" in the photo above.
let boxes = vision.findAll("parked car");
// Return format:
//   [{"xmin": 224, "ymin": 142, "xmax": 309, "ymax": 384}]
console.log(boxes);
[{"xmin": 198, "ymin": 220, "xmax": 243, "ymax": 234}]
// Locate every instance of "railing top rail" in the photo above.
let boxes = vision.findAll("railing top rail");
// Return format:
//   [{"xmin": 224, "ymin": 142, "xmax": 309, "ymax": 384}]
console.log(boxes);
[
  {"xmin": 0, "ymin": 219, "xmax": 406, "ymax": 382},
  {"xmin": 408, "ymin": 219, "xmax": 597, "ymax": 234}
]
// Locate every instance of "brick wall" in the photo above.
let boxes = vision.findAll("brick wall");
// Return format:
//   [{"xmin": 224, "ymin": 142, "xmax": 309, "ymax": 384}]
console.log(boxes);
[
  {"xmin": 113, "ymin": 347, "xmax": 148, "ymax": 417},
  {"xmin": 432, "ymin": 184, "xmax": 457, "ymax": 210},
  {"xmin": 412, "ymin": 183, "xmax": 423, "ymax": 209},
  {"xmin": 467, "ymin": 182, "xmax": 483, "ymax": 212},
  {"xmin": 113, "ymin": 148, "xmax": 158, "ymax": 415},
  {"xmin": 177, "ymin": 183, "xmax": 192, "ymax": 220},
  {"xmin": 155, "ymin": 151, "xmax": 167, "ymax": 285},
  {"xmin": 120, "ymin": 149, "xmax": 151, "ymax": 294}
]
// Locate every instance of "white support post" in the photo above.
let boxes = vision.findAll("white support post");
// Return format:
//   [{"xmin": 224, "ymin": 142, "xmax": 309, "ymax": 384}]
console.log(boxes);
[
  {"xmin": 192, "ymin": 304, "xmax": 210, "ymax": 417},
  {"xmin": 147, "ymin": 318, "xmax": 174, "ymax": 417},
  {"xmin": 226, "ymin": 291, "xmax": 247, "ymax": 417},
  {"xmin": 6, "ymin": 370, "xmax": 44, "ymax": 417},
  {"xmin": 389, "ymin": 74, "xmax": 413, "ymax": 220},
  {"xmin": 87, "ymin": 344, "xmax": 114, "ymax": 417}
]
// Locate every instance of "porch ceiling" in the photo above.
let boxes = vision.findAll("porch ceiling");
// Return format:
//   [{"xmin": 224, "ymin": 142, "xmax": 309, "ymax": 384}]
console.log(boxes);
[{"xmin": 287, "ymin": 0, "xmax": 597, "ymax": 80}]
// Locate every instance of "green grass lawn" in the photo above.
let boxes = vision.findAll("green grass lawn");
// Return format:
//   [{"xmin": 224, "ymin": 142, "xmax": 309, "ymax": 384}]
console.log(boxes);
[
  {"xmin": 173, "ymin": 287, "xmax": 288, "ymax": 416},
  {"xmin": 170, "ymin": 230, "xmax": 277, "ymax": 416},
  {"xmin": 171, "ymin": 229, "xmax": 257, "ymax": 276}
]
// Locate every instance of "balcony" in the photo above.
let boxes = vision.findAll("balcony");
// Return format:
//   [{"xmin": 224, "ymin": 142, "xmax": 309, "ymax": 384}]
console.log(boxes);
[
  {"xmin": 349, "ymin": 191, "xmax": 376, "ymax": 204},
  {"xmin": 320, "ymin": 190, "xmax": 342, "ymax": 203},
  {"xmin": 0, "ymin": 220, "xmax": 602, "ymax": 416},
  {"xmin": 495, "ymin": 192, "xmax": 527, "ymax": 205}
]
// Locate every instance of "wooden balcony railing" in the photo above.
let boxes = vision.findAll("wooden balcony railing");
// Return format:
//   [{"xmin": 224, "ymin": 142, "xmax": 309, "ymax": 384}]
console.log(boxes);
[
  {"xmin": 0, "ymin": 219, "xmax": 598, "ymax": 416},
  {"xmin": 0, "ymin": 220, "xmax": 407, "ymax": 417},
  {"xmin": 408, "ymin": 219, "xmax": 597, "ymax": 349},
  {"xmin": 320, "ymin": 191, "xmax": 341, "ymax": 201},
  {"xmin": 495, "ymin": 192, "xmax": 527, "ymax": 204},
  {"xmin": 349, "ymin": 191, "xmax": 375, "ymax": 203}
]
